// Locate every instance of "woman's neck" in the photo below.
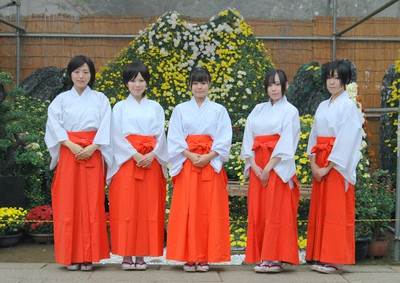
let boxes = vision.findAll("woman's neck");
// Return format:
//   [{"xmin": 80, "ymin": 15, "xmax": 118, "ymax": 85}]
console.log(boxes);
[
  {"xmin": 330, "ymin": 89, "xmax": 345, "ymax": 103},
  {"xmin": 74, "ymin": 86, "xmax": 86, "ymax": 95},
  {"xmin": 195, "ymin": 96, "xmax": 206, "ymax": 107}
]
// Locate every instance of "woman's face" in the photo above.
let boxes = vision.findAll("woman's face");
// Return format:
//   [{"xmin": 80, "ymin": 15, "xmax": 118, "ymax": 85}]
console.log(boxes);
[
  {"xmin": 326, "ymin": 70, "xmax": 345, "ymax": 97},
  {"xmin": 267, "ymin": 74, "xmax": 283, "ymax": 104},
  {"xmin": 127, "ymin": 73, "xmax": 147, "ymax": 101},
  {"xmin": 191, "ymin": 81, "xmax": 210, "ymax": 101},
  {"xmin": 71, "ymin": 63, "xmax": 91, "ymax": 93}
]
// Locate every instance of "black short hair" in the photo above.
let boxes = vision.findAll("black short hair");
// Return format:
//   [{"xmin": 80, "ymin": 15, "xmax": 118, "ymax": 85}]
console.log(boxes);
[
  {"xmin": 323, "ymin": 60, "xmax": 351, "ymax": 87},
  {"xmin": 66, "ymin": 55, "xmax": 96, "ymax": 88},
  {"xmin": 264, "ymin": 69, "xmax": 288, "ymax": 95},
  {"xmin": 122, "ymin": 62, "xmax": 150, "ymax": 97},
  {"xmin": 188, "ymin": 67, "xmax": 211, "ymax": 89}
]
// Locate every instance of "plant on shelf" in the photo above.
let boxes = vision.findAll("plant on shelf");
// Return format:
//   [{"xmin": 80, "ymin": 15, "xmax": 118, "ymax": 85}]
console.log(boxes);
[
  {"xmin": 25, "ymin": 205, "xmax": 54, "ymax": 235},
  {"xmin": 0, "ymin": 207, "xmax": 28, "ymax": 236}
]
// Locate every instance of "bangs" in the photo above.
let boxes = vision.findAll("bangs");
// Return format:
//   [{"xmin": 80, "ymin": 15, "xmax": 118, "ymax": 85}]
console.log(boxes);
[{"xmin": 190, "ymin": 71, "xmax": 210, "ymax": 83}]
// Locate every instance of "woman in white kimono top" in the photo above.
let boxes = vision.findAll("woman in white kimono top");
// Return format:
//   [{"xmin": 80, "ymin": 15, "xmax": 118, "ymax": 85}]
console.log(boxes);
[
  {"xmin": 166, "ymin": 67, "xmax": 232, "ymax": 272},
  {"xmin": 44, "ymin": 55, "xmax": 112, "ymax": 271},
  {"xmin": 241, "ymin": 69, "xmax": 300, "ymax": 273},
  {"xmin": 306, "ymin": 60, "xmax": 363, "ymax": 274},
  {"xmin": 107, "ymin": 62, "xmax": 168, "ymax": 271}
]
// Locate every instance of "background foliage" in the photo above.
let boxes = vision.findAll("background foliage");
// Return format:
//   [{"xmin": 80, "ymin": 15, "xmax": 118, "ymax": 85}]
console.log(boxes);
[
  {"xmin": 380, "ymin": 50, "xmax": 400, "ymax": 181},
  {"xmin": 95, "ymin": 9, "xmax": 273, "ymax": 148},
  {"xmin": 0, "ymin": 71, "xmax": 52, "ymax": 209}
]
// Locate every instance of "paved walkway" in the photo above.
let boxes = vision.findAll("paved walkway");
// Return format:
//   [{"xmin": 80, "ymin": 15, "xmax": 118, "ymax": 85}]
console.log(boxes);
[
  {"xmin": 1, "ymin": 239, "xmax": 400, "ymax": 282},
  {"xmin": 1, "ymin": 262, "xmax": 400, "ymax": 282}
]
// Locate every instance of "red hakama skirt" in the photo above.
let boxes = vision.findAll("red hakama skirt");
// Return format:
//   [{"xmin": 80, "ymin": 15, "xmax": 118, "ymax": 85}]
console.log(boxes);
[
  {"xmin": 109, "ymin": 134, "xmax": 166, "ymax": 256},
  {"xmin": 166, "ymin": 135, "xmax": 231, "ymax": 263},
  {"xmin": 51, "ymin": 131, "xmax": 110, "ymax": 265},
  {"xmin": 306, "ymin": 136, "xmax": 355, "ymax": 264},
  {"xmin": 245, "ymin": 134, "xmax": 300, "ymax": 264}
]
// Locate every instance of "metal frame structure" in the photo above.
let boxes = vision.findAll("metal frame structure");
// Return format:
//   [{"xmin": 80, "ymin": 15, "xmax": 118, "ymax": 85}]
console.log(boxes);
[
  {"xmin": 0, "ymin": 0, "xmax": 23, "ymax": 85},
  {"xmin": 1, "ymin": 0, "xmax": 400, "ymax": 260}
]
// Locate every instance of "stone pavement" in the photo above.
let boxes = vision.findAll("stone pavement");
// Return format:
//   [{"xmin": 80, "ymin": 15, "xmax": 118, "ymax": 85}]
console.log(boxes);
[
  {"xmin": 1, "ymin": 262, "xmax": 400, "ymax": 282},
  {"xmin": 1, "ymin": 239, "xmax": 400, "ymax": 282}
]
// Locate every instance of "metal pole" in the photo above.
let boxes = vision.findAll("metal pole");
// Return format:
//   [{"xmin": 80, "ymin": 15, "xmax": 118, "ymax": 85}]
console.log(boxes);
[
  {"xmin": 335, "ymin": 0, "xmax": 400, "ymax": 37},
  {"xmin": 332, "ymin": 0, "xmax": 337, "ymax": 61},
  {"xmin": 0, "ymin": 34, "xmax": 399, "ymax": 42},
  {"xmin": 0, "ymin": 18, "xmax": 24, "ymax": 31},
  {"xmin": 15, "ymin": 0, "xmax": 21, "ymax": 86},
  {"xmin": 395, "ymin": 108, "xmax": 400, "ymax": 261}
]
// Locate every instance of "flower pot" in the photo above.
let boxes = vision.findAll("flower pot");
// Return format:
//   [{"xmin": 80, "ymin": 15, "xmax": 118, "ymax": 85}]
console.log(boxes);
[
  {"xmin": 0, "ymin": 233, "xmax": 22, "ymax": 247},
  {"xmin": 368, "ymin": 239, "xmax": 389, "ymax": 259},
  {"xmin": 355, "ymin": 237, "xmax": 371, "ymax": 262},
  {"xmin": 30, "ymin": 233, "xmax": 54, "ymax": 244}
]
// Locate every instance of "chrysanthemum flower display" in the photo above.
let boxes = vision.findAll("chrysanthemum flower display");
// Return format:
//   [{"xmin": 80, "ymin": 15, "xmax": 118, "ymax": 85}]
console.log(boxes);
[
  {"xmin": 25, "ymin": 205, "xmax": 53, "ymax": 234},
  {"xmin": 96, "ymin": 8, "xmax": 273, "ymax": 145},
  {"xmin": 96, "ymin": 8, "xmax": 274, "ymax": 250},
  {"xmin": 0, "ymin": 207, "xmax": 27, "ymax": 236},
  {"xmin": 383, "ymin": 50, "xmax": 400, "ymax": 175}
]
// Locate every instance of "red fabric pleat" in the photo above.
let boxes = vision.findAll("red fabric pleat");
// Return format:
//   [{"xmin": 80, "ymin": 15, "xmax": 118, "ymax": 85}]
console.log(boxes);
[
  {"xmin": 109, "ymin": 134, "xmax": 166, "ymax": 256},
  {"xmin": 245, "ymin": 135, "xmax": 300, "ymax": 264},
  {"xmin": 166, "ymin": 135, "xmax": 231, "ymax": 263},
  {"xmin": 51, "ymin": 131, "xmax": 110, "ymax": 265},
  {"xmin": 306, "ymin": 136, "xmax": 355, "ymax": 264}
]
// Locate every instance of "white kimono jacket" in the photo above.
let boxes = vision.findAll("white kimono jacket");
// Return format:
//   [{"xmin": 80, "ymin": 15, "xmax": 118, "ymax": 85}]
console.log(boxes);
[
  {"xmin": 167, "ymin": 97, "xmax": 232, "ymax": 177},
  {"xmin": 307, "ymin": 90, "xmax": 363, "ymax": 186},
  {"xmin": 107, "ymin": 95, "xmax": 168, "ymax": 181},
  {"xmin": 44, "ymin": 86, "xmax": 112, "ymax": 170},
  {"xmin": 241, "ymin": 96, "xmax": 300, "ymax": 183}
]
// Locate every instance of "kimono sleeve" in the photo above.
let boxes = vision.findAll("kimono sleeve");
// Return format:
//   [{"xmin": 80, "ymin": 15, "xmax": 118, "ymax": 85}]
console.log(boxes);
[
  {"xmin": 152, "ymin": 103, "xmax": 169, "ymax": 167},
  {"xmin": 210, "ymin": 106, "xmax": 232, "ymax": 162},
  {"xmin": 271, "ymin": 106, "xmax": 300, "ymax": 161},
  {"xmin": 167, "ymin": 105, "xmax": 189, "ymax": 176},
  {"xmin": 240, "ymin": 107, "xmax": 255, "ymax": 160},
  {"xmin": 306, "ymin": 107, "xmax": 320, "ymax": 156},
  {"xmin": 93, "ymin": 93, "xmax": 113, "ymax": 166},
  {"xmin": 44, "ymin": 95, "xmax": 69, "ymax": 170},
  {"xmin": 240, "ymin": 107, "xmax": 256, "ymax": 178},
  {"xmin": 328, "ymin": 102, "xmax": 363, "ymax": 182},
  {"xmin": 272, "ymin": 106, "xmax": 300, "ymax": 183},
  {"xmin": 110, "ymin": 102, "xmax": 137, "ymax": 168}
]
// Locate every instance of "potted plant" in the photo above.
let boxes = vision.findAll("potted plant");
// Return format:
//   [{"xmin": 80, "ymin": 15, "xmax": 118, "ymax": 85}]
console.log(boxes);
[
  {"xmin": 25, "ymin": 205, "xmax": 54, "ymax": 244},
  {"xmin": 0, "ymin": 207, "xmax": 28, "ymax": 247},
  {"xmin": 355, "ymin": 167, "xmax": 395, "ymax": 259},
  {"xmin": 366, "ymin": 169, "xmax": 394, "ymax": 259}
]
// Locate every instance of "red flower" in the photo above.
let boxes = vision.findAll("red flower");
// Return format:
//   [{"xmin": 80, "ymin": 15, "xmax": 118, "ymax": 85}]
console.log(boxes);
[{"xmin": 25, "ymin": 205, "xmax": 53, "ymax": 234}]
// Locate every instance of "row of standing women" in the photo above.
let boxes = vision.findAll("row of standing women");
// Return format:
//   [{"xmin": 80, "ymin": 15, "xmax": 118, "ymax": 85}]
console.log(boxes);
[{"xmin": 44, "ymin": 55, "xmax": 363, "ymax": 274}]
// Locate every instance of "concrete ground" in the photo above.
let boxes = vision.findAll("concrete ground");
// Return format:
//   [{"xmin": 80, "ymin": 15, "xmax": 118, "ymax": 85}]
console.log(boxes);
[{"xmin": 1, "ymin": 235, "xmax": 400, "ymax": 282}]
